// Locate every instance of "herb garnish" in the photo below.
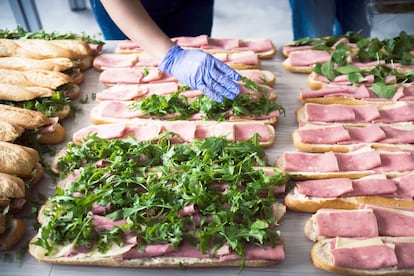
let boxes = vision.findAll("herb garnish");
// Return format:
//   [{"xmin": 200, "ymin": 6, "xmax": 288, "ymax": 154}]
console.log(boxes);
[{"xmin": 128, "ymin": 77, "xmax": 284, "ymax": 120}]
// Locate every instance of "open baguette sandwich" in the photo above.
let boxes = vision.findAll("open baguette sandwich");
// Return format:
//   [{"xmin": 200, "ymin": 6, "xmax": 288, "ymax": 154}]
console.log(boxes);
[{"xmin": 30, "ymin": 135, "xmax": 288, "ymax": 268}]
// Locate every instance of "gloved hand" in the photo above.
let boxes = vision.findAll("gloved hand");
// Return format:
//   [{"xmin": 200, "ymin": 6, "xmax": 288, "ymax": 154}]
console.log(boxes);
[{"xmin": 158, "ymin": 45, "xmax": 241, "ymax": 102}]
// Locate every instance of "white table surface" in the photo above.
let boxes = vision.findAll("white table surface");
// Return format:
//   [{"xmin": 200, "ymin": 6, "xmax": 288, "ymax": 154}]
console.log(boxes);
[{"xmin": 1, "ymin": 41, "xmax": 343, "ymax": 276}]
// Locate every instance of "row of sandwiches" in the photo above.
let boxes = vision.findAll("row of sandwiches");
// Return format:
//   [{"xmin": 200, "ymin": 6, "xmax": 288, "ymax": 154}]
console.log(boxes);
[
  {"xmin": 27, "ymin": 36, "xmax": 292, "ymax": 269},
  {"xmin": 0, "ymin": 28, "xmax": 104, "ymax": 251},
  {"xmin": 279, "ymin": 32, "xmax": 414, "ymax": 274}
]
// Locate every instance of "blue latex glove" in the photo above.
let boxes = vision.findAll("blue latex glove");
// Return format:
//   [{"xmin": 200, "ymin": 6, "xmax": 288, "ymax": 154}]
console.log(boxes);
[{"xmin": 158, "ymin": 45, "xmax": 242, "ymax": 102}]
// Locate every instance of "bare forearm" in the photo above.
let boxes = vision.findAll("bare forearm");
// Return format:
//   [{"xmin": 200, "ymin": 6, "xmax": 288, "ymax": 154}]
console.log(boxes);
[{"xmin": 99, "ymin": 0, "xmax": 174, "ymax": 59}]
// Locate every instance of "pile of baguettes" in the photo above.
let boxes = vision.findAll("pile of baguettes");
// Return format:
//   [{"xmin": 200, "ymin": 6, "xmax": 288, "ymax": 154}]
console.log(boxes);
[
  {"xmin": 280, "ymin": 31, "xmax": 414, "ymax": 274},
  {"xmin": 0, "ymin": 28, "xmax": 103, "ymax": 251},
  {"xmin": 27, "ymin": 35, "xmax": 294, "ymax": 268}
]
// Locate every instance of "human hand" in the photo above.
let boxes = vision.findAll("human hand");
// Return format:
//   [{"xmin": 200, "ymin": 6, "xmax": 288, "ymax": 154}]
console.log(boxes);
[{"xmin": 158, "ymin": 45, "xmax": 241, "ymax": 102}]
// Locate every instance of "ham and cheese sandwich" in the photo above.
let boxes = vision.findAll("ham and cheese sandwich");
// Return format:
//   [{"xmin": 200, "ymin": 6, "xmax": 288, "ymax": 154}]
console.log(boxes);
[
  {"xmin": 0, "ymin": 104, "xmax": 66, "ymax": 144},
  {"xmin": 0, "ymin": 57, "xmax": 83, "ymax": 84},
  {"xmin": 311, "ymin": 236, "xmax": 414, "ymax": 274},
  {"xmin": 115, "ymin": 35, "xmax": 276, "ymax": 59},
  {"xmin": 0, "ymin": 213, "xmax": 25, "ymax": 251},
  {"xmin": 72, "ymin": 120, "xmax": 276, "ymax": 148},
  {"xmin": 305, "ymin": 206, "xmax": 414, "ymax": 242},
  {"xmin": 293, "ymin": 123, "xmax": 414, "ymax": 153},
  {"xmin": 285, "ymin": 173, "xmax": 414, "ymax": 212},
  {"xmin": 296, "ymin": 102, "xmax": 414, "ymax": 126},
  {"xmin": 276, "ymin": 146, "xmax": 414, "ymax": 180},
  {"xmin": 30, "ymin": 136, "xmax": 287, "ymax": 268}
]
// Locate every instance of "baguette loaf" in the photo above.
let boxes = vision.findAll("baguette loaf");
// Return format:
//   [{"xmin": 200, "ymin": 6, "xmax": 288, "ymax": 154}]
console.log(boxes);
[
  {"xmin": 0, "ymin": 39, "xmax": 91, "ymax": 59},
  {"xmin": 0, "ymin": 141, "xmax": 39, "ymax": 177},
  {"xmin": 0, "ymin": 104, "xmax": 51, "ymax": 129},
  {"xmin": 0, "ymin": 121, "xmax": 24, "ymax": 142},
  {"xmin": 0, "ymin": 68, "xmax": 74, "ymax": 90},
  {"xmin": 0, "ymin": 56, "xmax": 76, "ymax": 72}
]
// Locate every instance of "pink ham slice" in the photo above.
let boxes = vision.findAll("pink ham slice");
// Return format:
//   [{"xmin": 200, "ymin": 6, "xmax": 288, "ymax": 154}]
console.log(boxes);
[
  {"xmin": 100, "ymin": 101, "xmax": 143, "ymax": 119},
  {"xmin": 367, "ymin": 205, "xmax": 414, "ymax": 236},
  {"xmin": 194, "ymin": 123, "xmax": 234, "ymax": 141},
  {"xmin": 93, "ymin": 53, "xmax": 138, "ymax": 69},
  {"xmin": 296, "ymin": 178, "xmax": 353, "ymax": 198},
  {"xmin": 378, "ymin": 152, "xmax": 414, "ymax": 172},
  {"xmin": 239, "ymin": 39, "xmax": 274, "ymax": 53},
  {"xmin": 300, "ymin": 85, "xmax": 371, "ymax": 99},
  {"xmin": 201, "ymin": 38, "xmax": 240, "ymax": 50},
  {"xmin": 297, "ymin": 124, "xmax": 350, "ymax": 144},
  {"xmin": 313, "ymin": 209, "xmax": 379, "ymax": 238},
  {"xmin": 344, "ymin": 177, "xmax": 397, "ymax": 197},
  {"xmin": 171, "ymin": 35, "xmax": 209, "ymax": 47},
  {"xmin": 218, "ymin": 244, "xmax": 284, "ymax": 261},
  {"xmin": 162, "ymin": 122, "xmax": 196, "ymax": 142},
  {"xmin": 97, "ymin": 82, "xmax": 179, "ymax": 101},
  {"xmin": 116, "ymin": 40, "xmax": 143, "ymax": 51},
  {"xmin": 304, "ymin": 103, "xmax": 381, "ymax": 123},
  {"xmin": 394, "ymin": 241, "xmax": 414, "ymax": 268},
  {"xmin": 99, "ymin": 68, "xmax": 162, "ymax": 85},
  {"xmin": 288, "ymin": 50, "xmax": 331, "ymax": 66},
  {"xmin": 73, "ymin": 123, "xmax": 126, "ymax": 141},
  {"xmin": 283, "ymin": 151, "xmax": 339, "ymax": 172},
  {"xmin": 376, "ymin": 102, "xmax": 414, "ymax": 123},
  {"xmin": 331, "ymin": 238, "xmax": 398, "ymax": 270},
  {"xmin": 347, "ymin": 124, "xmax": 386, "ymax": 142},
  {"xmin": 395, "ymin": 173, "xmax": 414, "ymax": 199},
  {"xmin": 335, "ymin": 149, "xmax": 381, "ymax": 171},
  {"xmin": 226, "ymin": 52, "xmax": 259, "ymax": 65},
  {"xmin": 233, "ymin": 123, "xmax": 271, "ymax": 142}
]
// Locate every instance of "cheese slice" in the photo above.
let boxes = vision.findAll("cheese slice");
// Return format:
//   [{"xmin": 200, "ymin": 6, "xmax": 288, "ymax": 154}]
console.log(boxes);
[{"xmin": 335, "ymin": 237, "xmax": 383, "ymax": 249}]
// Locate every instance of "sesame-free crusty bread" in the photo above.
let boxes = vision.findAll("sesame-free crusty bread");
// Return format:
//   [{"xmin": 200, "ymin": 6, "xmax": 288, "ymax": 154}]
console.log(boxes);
[{"xmin": 0, "ymin": 141, "xmax": 39, "ymax": 177}]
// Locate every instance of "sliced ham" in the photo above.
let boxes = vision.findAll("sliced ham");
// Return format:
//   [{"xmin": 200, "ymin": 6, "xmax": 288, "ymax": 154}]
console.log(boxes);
[
  {"xmin": 93, "ymin": 53, "xmax": 138, "ymax": 69},
  {"xmin": 97, "ymin": 82, "xmax": 179, "ymax": 101},
  {"xmin": 233, "ymin": 123, "xmax": 271, "ymax": 142},
  {"xmin": 394, "ymin": 241, "xmax": 414, "ymax": 268},
  {"xmin": 73, "ymin": 123, "xmax": 127, "ymax": 141},
  {"xmin": 347, "ymin": 124, "xmax": 386, "ymax": 142},
  {"xmin": 298, "ymin": 124, "xmax": 350, "ymax": 144},
  {"xmin": 378, "ymin": 151, "xmax": 414, "ymax": 172},
  {"xmin": 367, "ymin": 205, "xmax": 414, "ymax": 236},
  {"xmin": 304, "ymin": 103, "xmax": 380, "ymax": 123},
  {"xmin": 239, "ymin": 39, "xmax": 274, "ymax": 52},
  {"xmin": 171, "ymin": 35, "xmax": 209, "ymax": 47},
  {"xmin": 335, "ymin": 148, "xmax": 381, "ymax": 171},
  {"xmin": 395, "ymin": 173, "xmax": 414, "ymax": 200},
  {"xmin": 300, "ymin": 85, "xmax": 371, "ymax": 99},
  {"xmin": 92, "ymin": 214, "xmax": 126, "ymax": 231},
  {"xmin": 283, "ymin": 151, "xmax": 339, "ymax": 172},
  {"xmin": 201, "ymin": 38, "xmax": 240, "ymax": 50},
  {"xmin": 376, "ymin": 102, "xmax": 414, "ymax": 123},
  {"xmin": 296, "ymin": 178, "xmax": 353, "ymax": 198},
  {"xmin": 344, "ymin": 176, "xmax": 397, "ymax": 196},
  {"xmin": 313, "ymin": 209, "xmax": 379, "ymax": 238},
  {"xmin": 100, "ymin": 101, "xmax": 144, "ymax": 119},
  {"xmin": 331, "ymin": 238, "xmax": 398, "ymax": 270},
  {"xmin": 288, "ymin": 50, "xmax": 331, "ymax": 66},
  {"xmin": 194, "ymin": 123, "xmax": 234, "ymax": 141},
  {"xmin": 162, "ymin": 122, "xmax": 196, "ymax": 142},
  {"xmin": 99, "ymin": 68, "xmax": 162, "ymax": 85}
]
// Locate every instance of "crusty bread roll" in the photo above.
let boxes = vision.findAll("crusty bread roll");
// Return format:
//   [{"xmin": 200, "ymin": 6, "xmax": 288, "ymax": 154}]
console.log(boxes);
[
  {"xmin": 0, "ymin": 172, "xmax": 25, "ymax": 206},
  {"xmin": 0, "ymin": 68, "xmax": 74, "ymax": 90},
  {"xmin": 0, "ymin": 216, "xmax": 26, "ymax": 251},
  {"xmin": 0, "ymin": 141, "xmax": 39, "ymax": 177},
  {"xmin": 311, "ymin": 237, "xmax": 414, "ymax": 275},
  {"xmin": 0, "ymin": 121, "xmax": 24, "ymax": 142},
  {"xmin": 0, "ymin": 56, "xmax": 76, "ymax": 72},
  {"xmin": 0, "ymin": 104, "xmax": 51, "ymax": 130},
  {"xmin": 0, "ymin": 84, "xmax": 55, "ymax": 101},
  {"xmin": 37, "ymin": 123, "xmax": 67, "ymax": 145},
  {"xmin": 0, "ymin": 39, "xmax": 91, "ymax": 59}
]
